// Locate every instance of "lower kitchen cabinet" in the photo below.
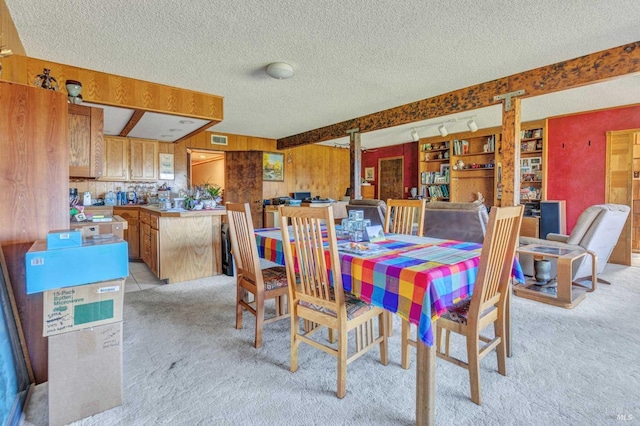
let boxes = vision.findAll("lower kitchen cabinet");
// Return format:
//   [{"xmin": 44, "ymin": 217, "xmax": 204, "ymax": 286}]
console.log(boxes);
[{"xmin": 114, "ymin": 207, "xmax": 140, "ymax": 259}]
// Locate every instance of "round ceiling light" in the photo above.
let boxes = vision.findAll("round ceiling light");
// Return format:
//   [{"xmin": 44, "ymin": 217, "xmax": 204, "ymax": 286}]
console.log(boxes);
[{"xmin": 266, "ymin": 62, "xmax": 294, "ymax": 79}]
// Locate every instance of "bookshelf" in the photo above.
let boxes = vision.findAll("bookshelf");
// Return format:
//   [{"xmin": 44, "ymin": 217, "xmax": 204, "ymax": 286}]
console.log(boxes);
[
  {"xmin": 419, "ymin": 140, "xmax": 450, "ymax": 200},
  {"xmin": 449, "ymin": 128, "xmax": 500, "ymax": 203},
  {"xmin": 416, "ymin": 121, "xmax": 546, "ymax": 208}
]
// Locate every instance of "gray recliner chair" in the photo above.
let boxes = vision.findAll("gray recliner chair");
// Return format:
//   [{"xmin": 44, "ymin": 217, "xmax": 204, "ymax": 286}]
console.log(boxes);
[
  {"xmin": 422, "ymin": 201, "xmax": 489, "ymax": 243},
  {"xmin": 519, "ymin": 204, "xmax": 630, "ymax": 284}
]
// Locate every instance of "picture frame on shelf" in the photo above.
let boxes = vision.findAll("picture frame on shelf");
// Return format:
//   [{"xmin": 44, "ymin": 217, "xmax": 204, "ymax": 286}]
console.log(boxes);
[
  {"xmin": 364, "ymin": 167, "xmax": 375, "ymax": 181},
  {"xmin": 530, "ymin": 157, "xmax": 542, "ymax": 171},
  {"xmin": 263, "ymin": 152, "xmax": 284, "ymax": 181}
]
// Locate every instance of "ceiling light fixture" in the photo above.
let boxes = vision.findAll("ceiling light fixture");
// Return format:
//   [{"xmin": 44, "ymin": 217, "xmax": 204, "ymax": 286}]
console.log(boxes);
[
  {"xmin": 266, "ymin": 62, "xmax": 294, "ymax": 79},
  {"xmin": 179, "ymin": 119, "xmax": 194, "ymax": 125},
  {"xmin": 467, "ymin": 118, "xmax": 478, "ymax": 132},
  {"xmin": 65, "ymin": 79, "xmax": 83, "ymax": 104},
  {"xmin": 438, "ymin": 124, "xmax": 448, "ymax": 137},
  {"xmin": 411, "ymin": 129, "xmax": 419, "ymax": 142}
]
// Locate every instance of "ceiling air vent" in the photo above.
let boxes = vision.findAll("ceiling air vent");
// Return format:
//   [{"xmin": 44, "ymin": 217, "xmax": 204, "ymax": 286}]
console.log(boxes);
[{"xmin": 211, "ymin": 134, "xmax": 228, "ymax": 145}]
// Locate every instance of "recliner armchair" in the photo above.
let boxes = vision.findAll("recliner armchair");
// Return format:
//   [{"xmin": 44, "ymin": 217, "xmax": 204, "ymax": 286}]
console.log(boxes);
[{"xmin": 519, "ymin": 204, "xmax": 630, "ymax": 284}]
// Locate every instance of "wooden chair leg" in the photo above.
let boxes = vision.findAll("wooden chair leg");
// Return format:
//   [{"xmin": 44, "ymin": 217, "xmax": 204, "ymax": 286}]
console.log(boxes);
[
  {"xmin": 337, "ymin": 328, "xmax": 348, "ymax": 398},
  {"xmin": 290, "ymin": 313, "xmax": 300, "ymax": 373},
  {"xmin": 386, "ymin": 311, "xmax": 394, "ymax": 337},
  {"xmin": 444, "ymin": 330, "xmax": 451, "ymax": 357},
  {"xmin": 401, "ymin": 319, "xmax": 411, "ymax": 369},
  {"xmin": 435, "ymin": 325, "xmax": 442, "ymax": 354},
  {"xmin": 235, "ymin": 284, "xmax": 244, "ymax": 330},
  {"xmin": 466, "ymin": 335, "xmax": 482, "ymax": 405},
  {"xmin": 495, "ymin": 319, "xmax": 507, "ymax": 376},
  {"xmin": 254, "ymin": 296, "xmax": 265, "ymax": 348}
]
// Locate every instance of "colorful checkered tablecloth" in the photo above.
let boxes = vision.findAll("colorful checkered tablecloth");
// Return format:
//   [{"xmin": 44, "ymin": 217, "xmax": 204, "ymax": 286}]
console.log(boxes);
[{"xmin": 255, "ymin": 228, "xmax": 524, "ymax": 347}]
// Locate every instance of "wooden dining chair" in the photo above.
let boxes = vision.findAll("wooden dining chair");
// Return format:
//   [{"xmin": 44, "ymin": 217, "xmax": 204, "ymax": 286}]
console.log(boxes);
[
  {"xmin": 384, "ymin": 198, "xmax": 425, "ymax": 336},
  {"xmin": 279, "ymin": 205, "xmax": 389, "ymax": 398},
  {"xmin": 401, "ymin": 205, "xmax": 523, "ymax": 405},
  {"xmin": 383, "ymin": 198, "xmax": 426, "ymax": 236},
  {"xmin": 226, "ymin": 202, "xmax": 290, "ymax": 348}
]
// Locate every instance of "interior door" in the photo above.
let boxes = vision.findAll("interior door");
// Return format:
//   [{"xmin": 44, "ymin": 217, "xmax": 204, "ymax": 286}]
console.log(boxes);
[
  {"xmin": 225, "ymin": 151, "xmax": 264, "ymax": 229},
  {"xmin": 378, "ymin": 157, "xmax": 404, "ymax": 201},
  {"xmin": 605, "ymin": 130, "xmax": 634, "ymax": 265}
]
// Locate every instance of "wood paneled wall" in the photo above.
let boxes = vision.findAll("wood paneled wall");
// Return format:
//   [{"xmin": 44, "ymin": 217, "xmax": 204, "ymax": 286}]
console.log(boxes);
[
  {"xmin": 0, "ymin": 0, "xmax": 26, "ymax": 55},
  {"xmin": 2, "ymin": 55, "xmax": 223, "ymax": 121},
  {"xmin": 0, "ymin": 81, "xmax": 69, "ymax": 384},
  {"xmin": 72, "ymin": 132, "xmax": 350, "ymax": 202}
]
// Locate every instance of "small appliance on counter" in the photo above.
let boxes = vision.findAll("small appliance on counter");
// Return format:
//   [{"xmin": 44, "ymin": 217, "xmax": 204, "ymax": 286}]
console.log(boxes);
[{"xmin": 126, "ymin": 186, "xmax": 137, "ymax": 204}]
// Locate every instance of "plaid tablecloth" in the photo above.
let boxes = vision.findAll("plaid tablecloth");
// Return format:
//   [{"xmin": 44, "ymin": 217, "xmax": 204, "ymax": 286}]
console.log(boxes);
[{"xmin": 255, "ymin": 228, "xmax": 524, "ymax": 347}]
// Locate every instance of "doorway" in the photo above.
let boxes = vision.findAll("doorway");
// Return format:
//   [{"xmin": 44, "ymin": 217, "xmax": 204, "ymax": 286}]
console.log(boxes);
[
  {"xmin": 605, "ymin": 129, "xmax": 640, "ymax": 266},
  {"xmin": 378, "ymin": 156, "xmax": 404, "ymax": 201},
  {"xmin": 187, "ymin": 149, "xmax": 225, "ymax": 189}
]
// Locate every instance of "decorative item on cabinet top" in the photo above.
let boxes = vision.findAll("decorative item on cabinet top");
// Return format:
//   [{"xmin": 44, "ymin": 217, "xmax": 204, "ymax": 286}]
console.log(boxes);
[{"xmin": 33, "ymin": 68, "xmax": 59, "ymax": 91}]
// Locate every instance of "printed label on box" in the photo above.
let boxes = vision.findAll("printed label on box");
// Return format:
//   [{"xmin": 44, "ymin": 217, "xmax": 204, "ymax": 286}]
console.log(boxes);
[{"xmin": 43, "ymin": 280, "xmax": 124, "ymax": 336}]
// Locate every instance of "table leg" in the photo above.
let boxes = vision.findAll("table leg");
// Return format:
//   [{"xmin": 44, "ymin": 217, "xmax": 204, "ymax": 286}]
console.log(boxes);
[{"xmin": 416, "ymin": 341, "xmax": 436, "ymax": 426}]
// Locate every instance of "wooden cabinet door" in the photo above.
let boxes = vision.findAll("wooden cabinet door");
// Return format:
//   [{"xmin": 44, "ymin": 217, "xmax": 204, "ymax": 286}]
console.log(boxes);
[
  {"xmin": 69, "ymin": 104, "xmax": 104, "ymax": 178},
  {"xmin": 1, "ymin": 81, "xmax": 69, "ymax": 384},
  {"xmin": 225, "ymin": 151, "xmax": 264, "ymax": 229},
  {"xmin": 102, "ymin": 136, "xmax": 129, "ymax": 180},
  {"xmin": 129, "ymin": 138, "xmax": 158, "ymax": 181},
  {"xmin": 114, "ymin": 208, "xmax": 140, "ymax": 259}
]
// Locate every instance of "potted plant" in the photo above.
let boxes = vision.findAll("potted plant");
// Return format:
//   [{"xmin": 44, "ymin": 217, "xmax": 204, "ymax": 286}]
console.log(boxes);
[{"xmin": 202, "ymin": 182, "xmax": 223, "ymax": 208}]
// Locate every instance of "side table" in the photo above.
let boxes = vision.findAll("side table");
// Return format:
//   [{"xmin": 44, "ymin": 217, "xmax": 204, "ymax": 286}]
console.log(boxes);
[{"xmin": 515, "ymin": 244, "xmax": 597, "ymax": 309}]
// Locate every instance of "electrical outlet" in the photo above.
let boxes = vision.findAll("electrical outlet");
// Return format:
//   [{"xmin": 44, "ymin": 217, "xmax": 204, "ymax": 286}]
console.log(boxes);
[{"xmin": 404, "ymin": 187, "xmax": 408, "ymax": 193}]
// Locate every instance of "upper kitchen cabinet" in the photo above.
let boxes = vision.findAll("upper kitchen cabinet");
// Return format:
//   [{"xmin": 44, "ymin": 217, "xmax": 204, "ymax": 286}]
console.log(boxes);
[
  {"xmin": 129, "ymin": 138, "xmax": 159, "ymax": 181},
  {"xmin": 68, "ymin": 104, "xmax": 104, "ymax": 178},
  {"xmin": 101, "ymin": 136, "xmax": 129, "ymax": 181}
]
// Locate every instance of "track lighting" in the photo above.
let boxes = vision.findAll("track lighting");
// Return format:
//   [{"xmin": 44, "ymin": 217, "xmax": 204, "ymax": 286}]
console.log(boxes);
[
  {"xmin": 438, "ymin": 124, "xmax": 448, "ymax": 137},
  {"xmin": 467, "ymin": 118, "xmax": 478, "ymax": 132},
  {"xmin": 411, "ymin": 129, "xmax": 419, "ymax": 142}
]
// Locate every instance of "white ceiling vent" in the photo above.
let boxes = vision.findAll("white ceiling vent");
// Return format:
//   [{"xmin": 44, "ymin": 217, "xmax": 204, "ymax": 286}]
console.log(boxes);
[{"xmin": 211, "ymin": 134, "xmax": 228, "ymax": 145}]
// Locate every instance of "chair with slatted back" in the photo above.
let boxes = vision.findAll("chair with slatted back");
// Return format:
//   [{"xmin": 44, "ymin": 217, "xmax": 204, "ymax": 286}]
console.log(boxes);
[
  {"xmin": 401, "ymin": 205, "xmax": 523, "ymax": 405},
  {"xmin": 279, "ymin": 205, "xmax": 389, "ymax": 398},
  {"xmin": 226, "ymin": 202, "xmax": 290, "ymax": 348},
  {"xmin": 383, "ymin": 198, "xmax": 426, "ymax": 236},
  {"xmin": 384, "ymin": 198, "xmax": 425, "ymax": 336}
]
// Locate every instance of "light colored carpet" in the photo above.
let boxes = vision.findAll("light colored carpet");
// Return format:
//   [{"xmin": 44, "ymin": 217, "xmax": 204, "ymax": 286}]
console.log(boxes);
[{"xmin": 23, "ymin": 264, "xmax": 640, "ymax": 425}]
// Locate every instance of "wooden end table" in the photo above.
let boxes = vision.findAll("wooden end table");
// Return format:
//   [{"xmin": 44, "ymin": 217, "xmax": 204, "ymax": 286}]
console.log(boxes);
[{"xmin": 515, "ymin": 244, "xmax": 597, "ymax": 309}]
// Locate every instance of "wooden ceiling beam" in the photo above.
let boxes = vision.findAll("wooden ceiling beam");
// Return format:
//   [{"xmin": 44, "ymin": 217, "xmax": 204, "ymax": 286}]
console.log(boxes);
[
  {"xmin": 118, "ymin": 109, "xmax": 145, "ymax": 137},
  {"xmin": 277, "ymin": 41, "xmax": 640, "ymax": 149}
]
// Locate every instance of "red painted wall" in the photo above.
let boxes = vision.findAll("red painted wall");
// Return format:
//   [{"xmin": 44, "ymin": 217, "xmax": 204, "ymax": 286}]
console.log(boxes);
[
  {"xmin": 362, "ymin": 141, "xmax": 418, "ymax": 198},
  {"xmin": 547, "ymin": 105, "xmax": 640, "ymax": 232}
]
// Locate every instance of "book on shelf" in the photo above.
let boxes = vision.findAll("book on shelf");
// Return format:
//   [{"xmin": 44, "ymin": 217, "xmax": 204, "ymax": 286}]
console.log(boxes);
[{"xmin": 452, "ymin": 139, "xmax": 470, "ymax": 155}]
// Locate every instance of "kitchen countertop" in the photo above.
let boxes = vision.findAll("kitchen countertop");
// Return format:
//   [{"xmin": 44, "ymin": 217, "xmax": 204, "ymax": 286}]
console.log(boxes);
[{"xmin": 139, "ymin": 205, "xmax": 226, "ymax": 217}]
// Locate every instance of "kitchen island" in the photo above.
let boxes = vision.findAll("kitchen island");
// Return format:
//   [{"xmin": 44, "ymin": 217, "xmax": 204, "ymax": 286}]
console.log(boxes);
[{"xmin": 138, "ymin": 205, "xmax": 227, "ymax": 283}]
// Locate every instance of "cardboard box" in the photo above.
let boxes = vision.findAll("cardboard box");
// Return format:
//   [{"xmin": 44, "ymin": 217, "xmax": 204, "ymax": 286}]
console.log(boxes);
[
  {"xmin": 48, "ymin": 322, "xmax": 123, "ymax": 426},
  {"xmin": 42, "ymin": 279, "xmax": 124, "ymax": 337},
  {"xmin": 46, "ymin": 229, "xmax": 83, "ymax": 250},
  {"xmin": 25, "ymin": 237, "xmax": 128, "ymax": 294}
]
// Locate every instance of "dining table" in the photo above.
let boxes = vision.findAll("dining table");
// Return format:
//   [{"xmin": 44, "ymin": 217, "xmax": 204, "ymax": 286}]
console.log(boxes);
[{"xmin": 255, "ymin": 227, "xmax": 524, "ymax": 425}]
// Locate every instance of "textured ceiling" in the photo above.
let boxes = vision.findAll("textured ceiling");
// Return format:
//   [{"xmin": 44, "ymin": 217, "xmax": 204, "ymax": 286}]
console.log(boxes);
[{"xmin": 5, "ymin": 0, "xmax": 640, "ymax": 149}]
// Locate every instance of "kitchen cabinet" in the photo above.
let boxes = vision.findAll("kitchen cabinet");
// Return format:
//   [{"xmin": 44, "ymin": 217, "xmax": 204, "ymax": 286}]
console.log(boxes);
[
  {"xmin": 139, "ymin": 210, "xmax": 159, "ymax": 275},
  {"xmin": 114, "ymin": 207, "xmax": 140, "ymax": 259},
  {"xmin": 69, "ymin": 104, "xmax": 104, "ymax": 178},
  {"xmin": 129, "ymin": 138, "xmax": 158, "ymax": 181},
  {"xmin": 102, "ymin": 136, "xmax": 129, "ymax": 181}
]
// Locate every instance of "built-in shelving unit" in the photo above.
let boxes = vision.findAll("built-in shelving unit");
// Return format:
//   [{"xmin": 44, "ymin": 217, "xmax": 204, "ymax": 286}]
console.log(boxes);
[{"xmin": 416, "ymin": 121, "xmax": 547, "ymax": 207}]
